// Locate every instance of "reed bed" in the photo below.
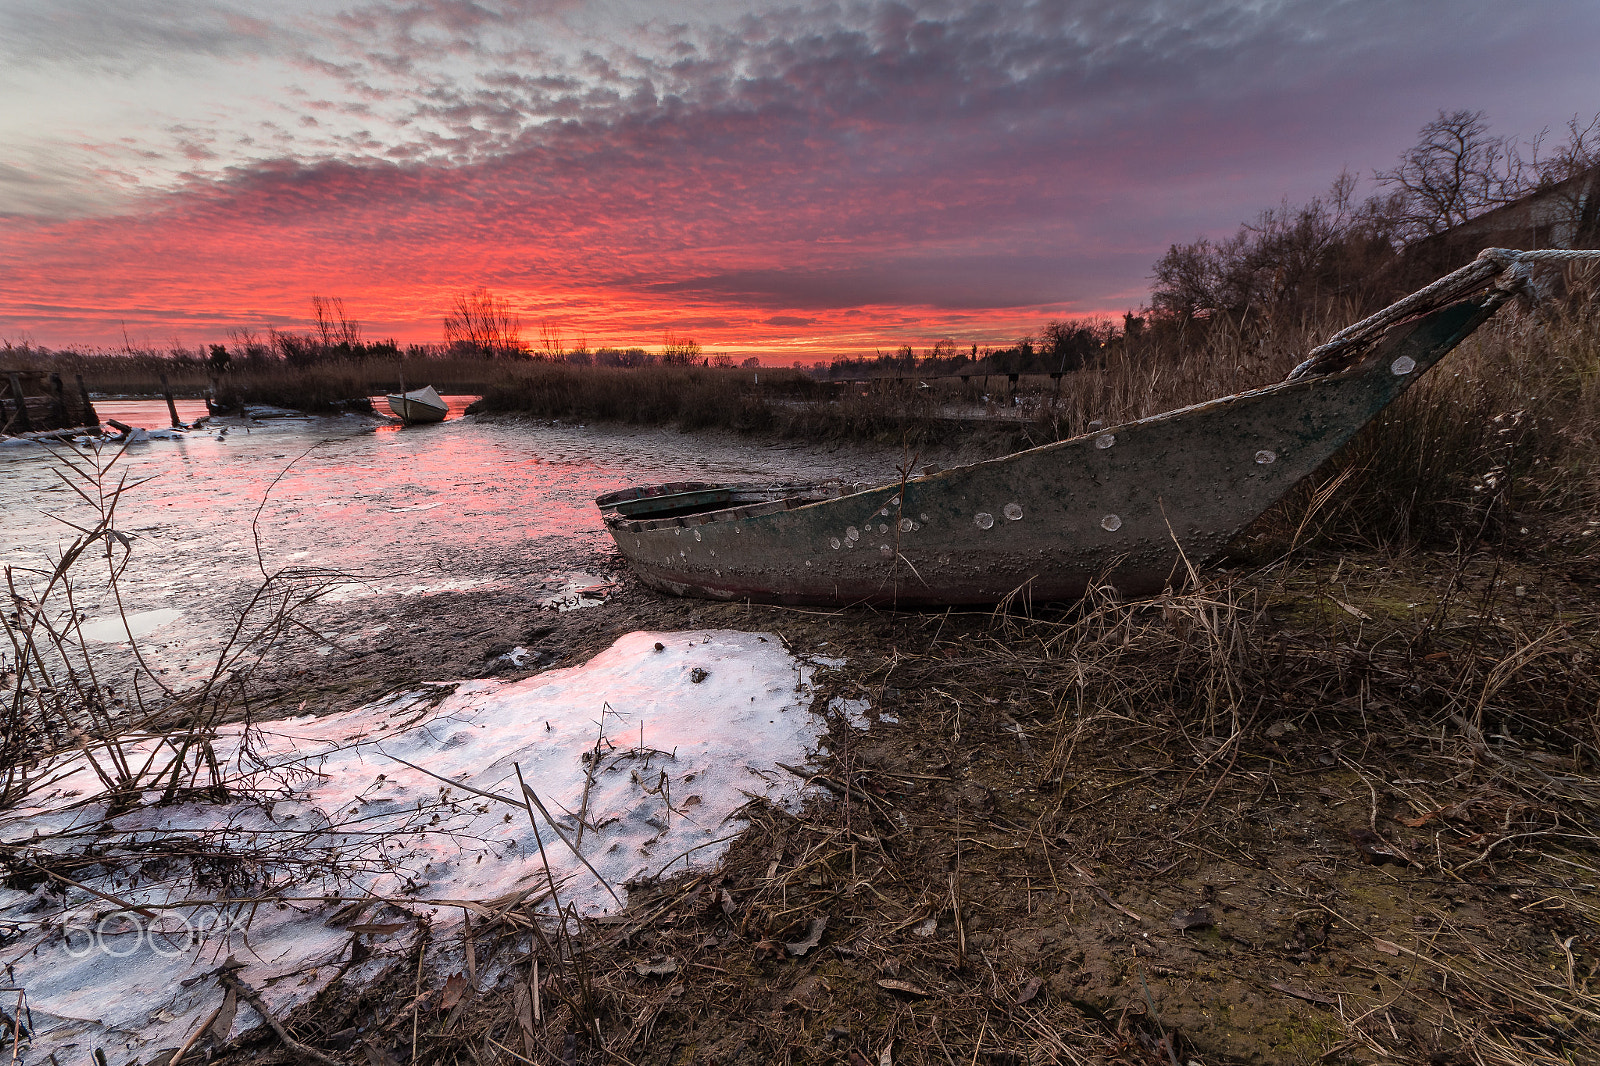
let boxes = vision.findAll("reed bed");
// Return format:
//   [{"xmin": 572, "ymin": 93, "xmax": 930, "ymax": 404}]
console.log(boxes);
[{"xmin": 14, "ymin": 278, "xmax": 1597, "ymax": 558}]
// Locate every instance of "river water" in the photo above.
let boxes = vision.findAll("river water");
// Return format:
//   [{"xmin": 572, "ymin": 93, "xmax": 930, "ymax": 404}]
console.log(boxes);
[
  {"xmin": 3, "ymin": 399, "xmax": 911, "ymax": 1061},
  {"xmin": 1, "ymin": 399, "xmax": 903, "ymax": 681}
]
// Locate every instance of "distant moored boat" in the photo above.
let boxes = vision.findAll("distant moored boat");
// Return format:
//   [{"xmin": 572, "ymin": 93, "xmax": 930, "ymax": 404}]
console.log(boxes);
[{"xmin": 386, "ymin": 385, "xmax": 448, "ymax": 424}]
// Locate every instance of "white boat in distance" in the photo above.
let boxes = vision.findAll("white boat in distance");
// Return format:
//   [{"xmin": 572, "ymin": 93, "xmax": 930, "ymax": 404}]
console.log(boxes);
[{"xmin": 386, "ymin": 385, "xmax": 448, "ymax": 424}]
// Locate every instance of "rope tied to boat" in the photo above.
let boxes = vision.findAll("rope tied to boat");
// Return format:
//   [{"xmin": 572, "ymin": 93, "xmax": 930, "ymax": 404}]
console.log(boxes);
[{"xmin": 1287, "ymin": 247, "xmax": 1600, "ymax": 380}]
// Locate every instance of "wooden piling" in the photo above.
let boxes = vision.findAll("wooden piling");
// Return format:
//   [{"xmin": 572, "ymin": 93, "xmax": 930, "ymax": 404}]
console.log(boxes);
[
  {"xmin": 5, "ymin": 373, "xmax": 31, "ymax": 433},
  {"xmin": 49, "ymin": 374, "xmax": 69, "ymax": 425},
  {"xmin": 75, "ymin": 375, "xmax": 99, "ymax": 427},
  {"xmin": 159, "ymin": 372, "xmax": 181, "ymax": 427}
]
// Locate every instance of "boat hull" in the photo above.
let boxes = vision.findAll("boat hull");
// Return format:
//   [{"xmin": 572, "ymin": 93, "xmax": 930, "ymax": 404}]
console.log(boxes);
[
  {"xmin": 386, "ymin": 387, "xmax": 448, "ymax": 423},
  {"xmin": 598, "ymin": 297, "xmax": 1496, "ymax": 607}
]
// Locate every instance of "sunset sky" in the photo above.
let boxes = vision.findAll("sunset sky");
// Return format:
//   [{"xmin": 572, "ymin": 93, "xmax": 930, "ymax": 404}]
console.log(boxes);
[{"xmin": 2, "ymin": 1, "xmax": 1597, "ymax": 361}]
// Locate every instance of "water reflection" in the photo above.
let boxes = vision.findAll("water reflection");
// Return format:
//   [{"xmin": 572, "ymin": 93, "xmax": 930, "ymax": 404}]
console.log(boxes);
[
  {"xmin": 2, "ymin": 409, "xmax": 888, "ymax": 664},
  {"xmin": 369, "ymin": 392, "xmax": 478, "ymax": 431}
]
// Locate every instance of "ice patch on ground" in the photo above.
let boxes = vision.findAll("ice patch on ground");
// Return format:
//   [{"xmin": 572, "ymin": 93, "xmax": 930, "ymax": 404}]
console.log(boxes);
[
  {"xmin": 537, "ymin": 572, "xmax": 617, "ymax": 611},
  {"xmin": 317, "ymin": 576, "xmax": 494, "ymax": 604},
  {"xmin": 829, "ymin": 696, "xmax": 875, "ymax": 729},
  {"xmin": 0, "ymin": 630, "xmax": 832, "ymax": 1065},
  {"xmin": 76, "ymin": 607, "xmax": 183, "ymax": 643}
]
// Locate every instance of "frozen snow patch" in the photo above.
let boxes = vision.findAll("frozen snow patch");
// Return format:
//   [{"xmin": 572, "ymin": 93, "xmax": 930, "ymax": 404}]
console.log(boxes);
[
  {"xmin": 1, "ymin": 629, "xmax": 835, "ymax": 1065},
  {"xmin": 539, "ymin": 572, "xmax": 617, "ymax": 611},
  {"xmin": 76, "ymin": 607, "xmax": 182, "ymax": 643},
  {"xmin": 830, "ymin": 696, "xmax": 875, "ymax": 729}
]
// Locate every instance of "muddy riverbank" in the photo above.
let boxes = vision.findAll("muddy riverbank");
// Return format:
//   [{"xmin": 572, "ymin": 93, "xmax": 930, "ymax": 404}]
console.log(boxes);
[
  {"xmin": 4, "ymin": 410, "xmax": 1597, "ymax": 1066},
  {"xmin": 222, "ymin": 544, "xmax": 1600, "ymax": 1066}
]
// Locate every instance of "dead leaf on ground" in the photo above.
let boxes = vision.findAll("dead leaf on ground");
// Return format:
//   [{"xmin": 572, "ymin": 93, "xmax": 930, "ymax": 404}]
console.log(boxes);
[
  {"xmin": 346, "ymin": 921, "xmax": 411, "ymax": 937},
  {"xmin": 787, "ymin": 916, "xmax": 828, "ymax": 957},
  {"xmin": 1373, "ymin": 939, "xmax": 1402, "ymax": 956},
  {"xmin": 635, "ymin": 955, "xmax": 680, "ymax": 976},
  {"xmin": 441, "ymin": 972, "xmax": 468, "ymax": 1009},
  {"xmin": 1348, "ymin": 827, "xmax": 1410, "ymax": 866},
  {"xmin": 1332, "ymin": 597, "xmax": 1372, "ymax": 621},
  {"xmin": 364, "ymin": 1044, "xmax": 402, "ymax": 1066},
  {"xmin": 207, "ymin": 987, "xmax": 238, "ymax": 1044},
  {"xmin": 877, "ymin": 978, "xmax": 931, "ymax": 997},
  {"xmin": 512, "ymin": 982, "xmax": 535, "ymax": 1058}
]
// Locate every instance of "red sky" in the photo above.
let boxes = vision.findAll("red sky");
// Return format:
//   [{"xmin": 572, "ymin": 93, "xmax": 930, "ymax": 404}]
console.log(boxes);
[{"xmin": 2, "ymin": 1, "xmax": 1596, "ymax": 362}]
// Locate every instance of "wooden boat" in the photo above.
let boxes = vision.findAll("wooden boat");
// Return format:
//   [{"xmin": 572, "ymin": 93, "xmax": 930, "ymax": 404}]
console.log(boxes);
[
  {"xmin": 386, "ymin": 385, "xmax": 448, "ymax": 424},
  {"xmin": 594, "ymin": 250, "xmax": 1579, "ymax": 606},
  {"xmin": 1, "ymin": 369, "xmax": 98, "ymax": 435}
]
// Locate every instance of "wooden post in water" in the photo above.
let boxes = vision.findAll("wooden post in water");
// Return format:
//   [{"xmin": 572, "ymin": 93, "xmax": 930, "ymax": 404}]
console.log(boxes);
[
  {"xmin": 6, "ymin": 373, "xmax": 32, "ymax": 433},
  {"xmin": 76, "ymin": 374, "xmax": 98, "ymax": 427},
  {"xmin": 159, "ymin": 372, "xmax": 181, "ymax": 427},
  {"xmin": 48, "ymin": 373, "xmax": 69, "ymax": 426}
]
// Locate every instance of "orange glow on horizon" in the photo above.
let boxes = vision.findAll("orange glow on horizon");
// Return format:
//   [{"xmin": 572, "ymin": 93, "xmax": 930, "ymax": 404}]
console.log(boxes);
[{"xmin": 0, "ymin": 149, "xmax": 1145, "ymax": 364}]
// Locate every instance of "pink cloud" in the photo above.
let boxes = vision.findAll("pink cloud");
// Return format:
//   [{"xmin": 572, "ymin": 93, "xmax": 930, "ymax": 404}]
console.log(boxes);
[{"xmin": 3, "ymin": 0, "xmax": 1597, "ymax": 358}]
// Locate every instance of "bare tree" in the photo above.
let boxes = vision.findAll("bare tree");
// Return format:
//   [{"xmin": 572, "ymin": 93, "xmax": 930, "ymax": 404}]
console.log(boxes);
[
  {"xmin": 660, "ymin": 331, "xmax": 702, "ymax": 366},
  {"xmin": 444, "ymin": 288, "xmax": 526, "ymax": 358},
  {"xmin": 1151, "ymin": 236, "xmax": 1238, "ymax": 320},
  {"xmin": 1521, "ymin": 112, "xmax": 1600, "ymax": 248},
  {"xmin": 1529, "ymin": 111, "xmax": 1600, "ymax": 186},
  {"xmin": 536, "ymin": 319, "xmax": 566, "ymax": 362},
  {"xmin": 1151, "ymin": 172, "xmax": 1406, "ymax": 321},
  {"xmin": 311, "ymin": 296, "xmax": 361, "ymax": 350},
  {"xmin": 1376, "ymin": 110, "xmax": 1524, "ymax": 238}
]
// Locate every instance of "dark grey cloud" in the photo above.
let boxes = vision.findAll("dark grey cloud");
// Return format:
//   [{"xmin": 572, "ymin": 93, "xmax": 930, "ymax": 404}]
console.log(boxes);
[
  {"xmin": 7, "ymin": 0, "xmax": 1599, "ymax": 349},
  {"xmin": 159, "ymin": 0, "xmax": 1600, "ymax": 315},
  {"xmin": 0, "ymin": 0, "xmax": 277, "ymax": 70}
]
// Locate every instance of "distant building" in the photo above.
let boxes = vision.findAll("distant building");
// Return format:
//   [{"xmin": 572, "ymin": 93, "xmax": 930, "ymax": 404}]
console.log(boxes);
[{"xmin": 1401, "ymin": 165, "xmax": 1600, "ymax": 283}]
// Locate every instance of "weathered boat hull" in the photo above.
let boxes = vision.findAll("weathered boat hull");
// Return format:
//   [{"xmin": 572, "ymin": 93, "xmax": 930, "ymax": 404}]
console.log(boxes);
[
  {"xmin": 387, "ymin": 386, "xmax": 448, "ymax": 424},
  {"xmin": 598, "ymin": 297, "xmax": 1498, "ymax": 607}
]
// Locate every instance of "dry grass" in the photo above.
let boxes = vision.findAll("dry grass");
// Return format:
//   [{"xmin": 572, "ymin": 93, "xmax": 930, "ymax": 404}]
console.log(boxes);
[{"xmin": 186, "ymin": 547, "xmax": 1600, "ymax": 1066}]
